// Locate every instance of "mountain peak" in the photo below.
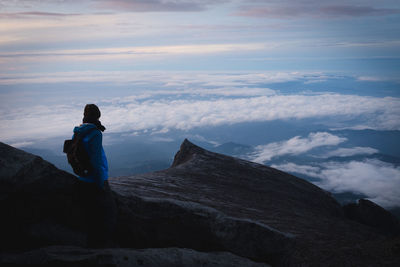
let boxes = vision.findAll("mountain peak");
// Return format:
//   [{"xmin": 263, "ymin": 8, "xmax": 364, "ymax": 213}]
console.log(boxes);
[{"xmin": 171, "ymin": 138, "xmax": 206, "ymax": 167}]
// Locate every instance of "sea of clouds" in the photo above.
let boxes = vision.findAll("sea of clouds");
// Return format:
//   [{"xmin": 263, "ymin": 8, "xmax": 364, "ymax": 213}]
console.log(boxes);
[
  {"xmin": 248, "ymin": 131, "xmax": 400, "ymax": 208},
  {"xmin": 1, "ymin": 71, "xmax": 400, "ymax": 143},
  {"xmin": 1, "ymin": 71, "xmax": 399, "ymax": 208}
]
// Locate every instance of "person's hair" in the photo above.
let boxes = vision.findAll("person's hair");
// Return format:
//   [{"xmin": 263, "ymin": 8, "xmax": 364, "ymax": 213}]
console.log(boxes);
[
  {"xmin": 83, "ymin": 104, "xmax": 101, "ymax": 121},
  {"xmin": 82, "ymin": 104, "xmax": 106, "ymax": 132}
]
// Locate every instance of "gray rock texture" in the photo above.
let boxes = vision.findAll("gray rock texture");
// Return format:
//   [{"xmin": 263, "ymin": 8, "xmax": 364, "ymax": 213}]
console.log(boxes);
[
  {"xmin": 110, "ymin": 139, "xmax": 400, "ymax": 266},
  {"xmin": 0, "ymin": 140, "xmax": 399, "ymax": 266},
  {"xmin": 343, "ymin": 198, "xmax": 400, "ymax": 235},
  {"xmin": 0, "ymin": 246, "xmax": 269, "ymax": 267}
]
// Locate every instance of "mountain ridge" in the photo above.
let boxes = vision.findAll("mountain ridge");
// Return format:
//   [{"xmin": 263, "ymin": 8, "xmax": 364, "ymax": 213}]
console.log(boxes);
[{"xmin": 0, "ymin": 140, "xmax": 399, "ymax": 266}]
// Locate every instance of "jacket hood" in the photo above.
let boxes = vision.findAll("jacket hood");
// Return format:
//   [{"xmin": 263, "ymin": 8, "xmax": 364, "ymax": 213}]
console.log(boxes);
[{"xmin": 73, "ymin": 123, "xmax": 97, "ymax": 136}]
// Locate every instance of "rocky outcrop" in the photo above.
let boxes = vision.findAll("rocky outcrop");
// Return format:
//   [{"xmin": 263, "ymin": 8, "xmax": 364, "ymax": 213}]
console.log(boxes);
[
  {"xmin": 1, "ymin": 140, "xmax": 400, "ymax": 266},
  {"xmin": 0, "ymin": 246, "xmax": 269, "ymax": 267},
  {"xmin": 0, "ymin": 142, "xmax": 88, "ymax": 249},
  {"xmin": 113, "ymin": 193, "xmax": 294, "ymax": 266},
  {"xmin": 110, "ymin": 139, "xmax": 400, "ymax": 266},
  {"xmin": 343, "ymin": 199, "xmax": 400, "ymax": 236}
]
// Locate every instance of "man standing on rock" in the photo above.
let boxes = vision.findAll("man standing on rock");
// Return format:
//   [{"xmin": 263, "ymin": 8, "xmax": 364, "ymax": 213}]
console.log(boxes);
[{"xmin": 73, "ymin": 104, "xmax": 116, "ymax": 248}]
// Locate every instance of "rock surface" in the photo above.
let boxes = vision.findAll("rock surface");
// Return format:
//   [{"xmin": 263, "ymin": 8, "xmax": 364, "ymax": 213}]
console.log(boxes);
[
  {"xmin": 0, "ymin": 246, "xmax": 269, "ymax": 267},
  {"xmin": 0, "ymin": 140, "xmax": 399, "ymax": 266},
  {"xmin": 0, "ymin": 142, "xmax": 88, "ymax": 249},
  {"xmin": 110, "ymin": 139, "xmax": 400, "ymax": 266},
  {"xmin": 343, "ymin": 199, "xmax": 400, "ymax": 236}
]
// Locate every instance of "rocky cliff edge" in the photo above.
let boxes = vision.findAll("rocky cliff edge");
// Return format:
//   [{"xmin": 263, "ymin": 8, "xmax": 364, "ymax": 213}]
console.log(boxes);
[{"xmin": 0, "ymin": 140, "xmax": 399, "ymax": 266}]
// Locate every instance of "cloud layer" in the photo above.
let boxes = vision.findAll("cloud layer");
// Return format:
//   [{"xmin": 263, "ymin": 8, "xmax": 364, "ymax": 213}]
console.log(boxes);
[
  {"xmin": 2, "ymin": 89, "xmax": 399, "ymax": 143},
  {"xmin": 1, "ymin": 70, "xmax": 400, "ymax": 143},
  {"xmin": 322, "ymin": 146, "xmax": 379, "ymax": 158},
  {"xmin": 94, "ymin": 0, "xmax": 224, "ymax": 12},
  {"xmin": 234, "ymin": 5, "xmax": 399, "ymax": 18},
  {"xmin": 250, "ymin": 132, "xmax": 347, "ymax": 163},
  {"xmin": 0, "ymin": 70, "xmax": 312, "ymax": 85},
  {"xmin": 273, "ymin": 160, "xmax": 400, "ymax": 208},
  {"xmin": 1, "ymin": 0, "xmax": 398, "ymax": 76}
]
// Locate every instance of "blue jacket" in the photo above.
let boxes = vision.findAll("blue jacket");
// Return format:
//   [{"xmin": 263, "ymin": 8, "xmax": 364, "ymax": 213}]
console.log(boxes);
[{"xmin": 73, "ymin": 123, "xmax": 108, "ymax": 189}]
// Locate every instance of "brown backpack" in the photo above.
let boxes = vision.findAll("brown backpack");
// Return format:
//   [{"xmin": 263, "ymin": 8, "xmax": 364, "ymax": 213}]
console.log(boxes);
[{"xmin": 63, "ymin": 128, "xmax": 97, "ymax": 177}]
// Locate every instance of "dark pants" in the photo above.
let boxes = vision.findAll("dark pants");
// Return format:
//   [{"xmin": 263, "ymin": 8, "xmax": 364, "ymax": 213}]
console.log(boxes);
[{"xmin": 75, "ymin": 179, "xmax": 117, "ymax": 248}]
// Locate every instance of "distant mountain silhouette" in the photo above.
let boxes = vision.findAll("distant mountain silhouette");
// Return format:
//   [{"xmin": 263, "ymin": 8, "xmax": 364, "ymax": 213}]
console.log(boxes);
[
  {"xmin": 0, "ymin": 140, "xmax": 399, "ymax": 266},
  {"xmin": 212, "ymin": 141, "xmax": 253, "ymax": 156}
]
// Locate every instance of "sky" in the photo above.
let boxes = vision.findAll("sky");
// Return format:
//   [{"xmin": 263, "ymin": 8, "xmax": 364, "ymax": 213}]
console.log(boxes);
[
  {"xmin": 0, "ymin": 0, "xmax": 399, "ymax": 141},
  {"xmin": 1, "ymin": 1, "xmax": 400, "ymax": 208},
  {"xmin": 0, "ymin": 0, "xmax": 399, "ymax": 75}
]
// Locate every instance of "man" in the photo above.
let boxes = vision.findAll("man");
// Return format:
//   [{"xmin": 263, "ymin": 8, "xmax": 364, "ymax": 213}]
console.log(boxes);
[{"xmin": 73, "ymin": 104, "xmax": 115, "ymax": 248}]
